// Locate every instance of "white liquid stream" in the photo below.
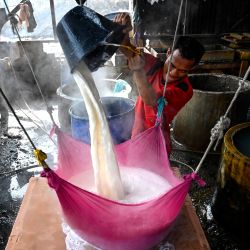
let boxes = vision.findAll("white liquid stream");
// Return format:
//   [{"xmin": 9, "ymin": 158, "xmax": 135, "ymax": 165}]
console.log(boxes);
[
  {"xmin": 72, "ymin": 64, "xmax": 172, "ymax": 202},
  {"xmin": 73, "ymin": 69, "xmax": 124, "ymax": 200}
]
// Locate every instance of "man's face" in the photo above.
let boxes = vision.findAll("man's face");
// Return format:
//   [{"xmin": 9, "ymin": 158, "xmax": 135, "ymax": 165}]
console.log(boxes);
[{"xmin": 163, "ymin": 49, "xmax": 195, "ymax": 82}]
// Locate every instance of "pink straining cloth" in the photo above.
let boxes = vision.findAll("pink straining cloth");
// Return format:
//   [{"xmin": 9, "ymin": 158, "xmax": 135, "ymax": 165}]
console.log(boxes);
[{"xmin": 42, "ymin": 126, "xmax": 204, "ymax": 250}]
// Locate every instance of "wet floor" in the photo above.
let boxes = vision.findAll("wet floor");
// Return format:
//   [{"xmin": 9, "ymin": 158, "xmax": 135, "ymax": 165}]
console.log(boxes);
[{"xmin": 0, "ymin": 104, "xmax": 250, "ymax": 250}]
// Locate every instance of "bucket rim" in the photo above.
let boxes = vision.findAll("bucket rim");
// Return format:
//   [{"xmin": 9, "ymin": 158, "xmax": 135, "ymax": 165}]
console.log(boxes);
[
  {"xmin": 193, "ymin": 89, "xmax": 238, "ymax": 95},
  {"xmin": 189, "ymin": 73, "xmax": 250, "ymax": 94},
  {"xmin": 69, "ymin": 97, "xmax": 135, "ymax": 120},
  {"xmin": 103, "ymin": 78, "xmax": 132, "ymax": 93},
  {"xmin": 57, "ymin": 79, "xmax": 132, "ymax": 101},
  {"xmin": 56, "ymin": 85, "xmax": 83, "ymax": 102},
  {"xmin": 224, "ymin": 122, "xmax": 250, "ymax": 162}
]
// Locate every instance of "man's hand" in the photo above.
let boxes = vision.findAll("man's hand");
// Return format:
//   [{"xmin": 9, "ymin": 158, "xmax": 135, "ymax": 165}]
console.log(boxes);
[
  {"xmin": 113, "ymin": 13, "xmax": 135, "ymax": 58},
  {"xmin": 113, "ymin": 13, "xmax": 132, "ymax": 34},
  {"xmin": 128, "ymin": 54, "xmax": 145, "ymax": 72}
]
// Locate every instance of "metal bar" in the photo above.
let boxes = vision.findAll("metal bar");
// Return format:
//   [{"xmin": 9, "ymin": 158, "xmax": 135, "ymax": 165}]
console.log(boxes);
[
  {"xmin": 49, "ymin": 0, "xmax": 57, "ymax": 40},
  {"xmin": 0, "ymin": 87, "xmax": 36, "ymax": 150}
]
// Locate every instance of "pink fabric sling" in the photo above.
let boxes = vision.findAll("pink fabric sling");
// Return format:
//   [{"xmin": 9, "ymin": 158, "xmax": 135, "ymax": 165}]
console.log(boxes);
[{"xmin": 42, "ymin": 125, "xmax": 205, "ymax": 250}]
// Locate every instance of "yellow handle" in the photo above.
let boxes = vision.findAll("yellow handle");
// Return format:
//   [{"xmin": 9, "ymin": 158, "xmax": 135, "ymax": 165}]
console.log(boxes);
[{"xmin": 34, "ymin": 149, "xmax": 48, "ymax": 168}]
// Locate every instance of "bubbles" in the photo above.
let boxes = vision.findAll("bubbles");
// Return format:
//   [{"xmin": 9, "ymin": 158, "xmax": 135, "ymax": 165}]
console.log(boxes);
[{"xmin": 69, "ymin": 167, "xmax": 172, "ymax": 203}]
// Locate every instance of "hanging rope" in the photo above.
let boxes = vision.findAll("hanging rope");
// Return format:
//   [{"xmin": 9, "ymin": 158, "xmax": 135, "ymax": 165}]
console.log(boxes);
[
  {"xmin": 6, "ymin": 57, "xmax": 48, "ymax": 127},
  {"xmin": 195, "ymin": 66, "xmax": 250, "ymax": 173},
  {"xmin": 0, "ymin": 87, "xmax": 49, "ymax": 169},
  {"xmin": 156, "ymin": 0, "xmax": 184, "ymax": 122},
  {"xmin": 155, "ymin": 96, "xmax": 167, "ymax": 125},
  {"xmin": 183, "ymin": 0, "xmax": 188, "ymax": 35},
  {"xmin": 3, "ymin": 0, "xmax": 56, "ymax": 126},
  {"xmin": 3, "ymin": 57, "xmax": 56, "ymax": 144},
  {"xmin": 162, "ymin": 0, "xmax": 184, "ymax": 98}
]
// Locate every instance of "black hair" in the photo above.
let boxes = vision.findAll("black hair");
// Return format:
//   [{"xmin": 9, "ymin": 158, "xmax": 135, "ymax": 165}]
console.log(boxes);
[{"xmin": 173, "ymin": 36, "xmax": 205, "ymax": 65}]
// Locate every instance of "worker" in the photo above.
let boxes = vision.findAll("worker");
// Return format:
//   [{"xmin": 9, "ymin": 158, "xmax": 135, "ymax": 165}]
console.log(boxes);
[{"xmin": 114, "ymin": 13, "xmax": 205, "ymax": 154}]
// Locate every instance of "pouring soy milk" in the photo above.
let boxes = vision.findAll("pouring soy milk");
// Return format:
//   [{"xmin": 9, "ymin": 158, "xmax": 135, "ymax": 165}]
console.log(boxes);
[
  {"xmin": 71, "ymin": 61, "xmax": 172, "ymax": 203},
  {"xmin": 72, "ymin": 61, "xmax": 125, "ymax": 200}
]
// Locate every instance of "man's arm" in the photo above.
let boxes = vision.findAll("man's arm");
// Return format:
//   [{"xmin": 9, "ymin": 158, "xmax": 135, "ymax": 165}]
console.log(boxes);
[
  {"xmin": 114, "ymin": 13, "xmax": 157, "ymax": 106},
  {"xmin": 113, "ymin": 13, "xmax": 136, "ymax": 58},
  {"xmin": 129, "ymin": 55, "xmax": 157, "ymax": 106}
]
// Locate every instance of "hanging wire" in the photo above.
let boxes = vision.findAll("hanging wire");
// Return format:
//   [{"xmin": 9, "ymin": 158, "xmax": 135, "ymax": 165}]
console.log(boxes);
[
  {"xmin": 7, "ymin": 58, "xmax": 48, "ymax": 128},
  {"xmin": 170, "ymin": 159, "xmax": 194, "ymax": 172},
  {"xmin": 0, "ymin": 87, "xmax": 36, "ymax": 149},
  {"xmin": 3, "ymin": 0, "xmax": 56, "ymax": 126},
  {"xmin": 17, "ymin": 108, "xmax": 56, "ymax": 145},
  {"xmin": 195, "ymin": 65, "xmax": 250, "ymax": 173},
  {"xmin": 155, "ymin": 0, "xmax": 184, "ymax": 125},
  {"xmin": 0, "ymin": 164, "xmax": 39, "ymax": 177},
  {"xmin": 0, "ymin": 87, "xmax": 50, "ymax": 169},
  {"xmin": 162, "ymin": 0, "xmax": 184, "ymax": 98},
  {"xmin": 183, "ymin": 0, "xmax": 188, "ymax": 35},
  {"xmin": 0, "ymin": 57, "xmax": 56, "ymax": 144}
]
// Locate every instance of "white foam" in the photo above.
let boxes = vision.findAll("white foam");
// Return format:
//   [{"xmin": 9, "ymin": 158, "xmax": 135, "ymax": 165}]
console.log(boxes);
[{"xmin": 69, "ymin": 167, "xmax": 172, "ymax": 204}]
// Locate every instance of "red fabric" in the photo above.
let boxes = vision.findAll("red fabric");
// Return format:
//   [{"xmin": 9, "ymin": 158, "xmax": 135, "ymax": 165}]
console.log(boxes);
[
  {"xmin": 132, "ymin": 53, "xmax": 193, "ymax": 153},
  {"xmin": 41, "ymin": 126, "xmax": 205, "ymax": 250}
]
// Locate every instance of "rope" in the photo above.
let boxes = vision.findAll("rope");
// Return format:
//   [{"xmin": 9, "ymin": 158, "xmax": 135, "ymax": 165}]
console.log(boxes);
[
  {"xmin": 183, "ymin": 0, "xmax": 188, "ymax": 35},
  {"xmin": 0, "ymin": 87, "xmax": 49, "ymax": 169},
  {"xmin": 195, "ymin": 65, "xmax": 250, "ymax": 173},
  {"xmin": 3, "ymin": 0, "xmax": 56, "ymax": 126},
  {"xmin": 7, "ymin": 58, "xmax": 48, "ymax": 129},
  {"xmin": 155, "ymin": 96, "xmax": 167, "ymax": 125},
  {"xmin": 211, "ymin": 116, "xmax": 231, "ymax": 150},
  {"xmin": 0, "ymin": 164, "xmax": 39, "ymax": 177},
  {"xmin": 170, "ymin": 159, "xmax": 194, "ymax": 172},
  {"xmin": 4, "ymin": 57, "xmax": 56, "ymax": 144},
  {"xmin": 156, "ymin": 0, "xmax": 184, "ymax": 122},
  {"xmin": 162, "ymin": 0, "xmax": 184, "ymax": 98},
  {"xmin": 0, "ymin": 87, "xmax": 36, "ymax": 149}
]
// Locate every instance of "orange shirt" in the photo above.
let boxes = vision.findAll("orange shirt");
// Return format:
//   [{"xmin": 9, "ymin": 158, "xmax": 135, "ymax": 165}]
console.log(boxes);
[{"xmin": 132, "ymin": 53, "xmax": 193, "ymax": 153}]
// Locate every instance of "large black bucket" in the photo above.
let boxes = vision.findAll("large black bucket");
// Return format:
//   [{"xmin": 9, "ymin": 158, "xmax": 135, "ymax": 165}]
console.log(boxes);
[
  {"xmin": 211, "ymin": 122, "xmax": 250, "ymax": 236},
  {"xmin": 173, "ymin": 74, "xmax": 250, "ymax": 151},
  {"xmin": 56, "ymin": 6, "xmax": 125, "ymax": 72}
]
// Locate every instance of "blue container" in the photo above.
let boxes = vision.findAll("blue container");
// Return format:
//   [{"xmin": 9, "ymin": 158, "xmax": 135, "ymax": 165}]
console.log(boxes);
[{"xmin": 69, "ymin": 97, "xmax": 135, "ymax": 144}]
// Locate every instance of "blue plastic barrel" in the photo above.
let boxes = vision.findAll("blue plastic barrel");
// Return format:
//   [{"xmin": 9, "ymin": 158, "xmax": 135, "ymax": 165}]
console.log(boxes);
[{"xmin": 69, "ymin": 97, "xmax": 135, "ymax": 144}]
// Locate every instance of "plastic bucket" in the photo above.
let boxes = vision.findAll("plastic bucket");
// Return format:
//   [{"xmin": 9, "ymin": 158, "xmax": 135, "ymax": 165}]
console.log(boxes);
[
  {"xmin": 56, "ymin": 6, "xmax": 125, "ymax": 72},
  {"xmin": 69, "ymin": 97, "xmax": 135, "ymax": 144},
  {"xmin": 56, "ymin": 83, "xmax": 83, "ymax": 133},
  {"xmin": 57, "ymin": 80, "xmax": 132, "ymax": 132},
  {"xmin": 211, "ymin": 122, "xmax": 250, "ymax": 235},
  {"xmin": 173, "ymin": 74, "xmax": 250, "ymax": 150}
]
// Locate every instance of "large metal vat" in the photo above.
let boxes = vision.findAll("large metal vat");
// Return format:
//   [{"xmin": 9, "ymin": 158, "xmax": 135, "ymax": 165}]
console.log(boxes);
[
  {"xmin": 173, "ymin": 74, "xmax": 250, "ymax": 150},
  {"xmin": 211, "ymin": 122, "xmax": 250, "ymax": 235}
]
